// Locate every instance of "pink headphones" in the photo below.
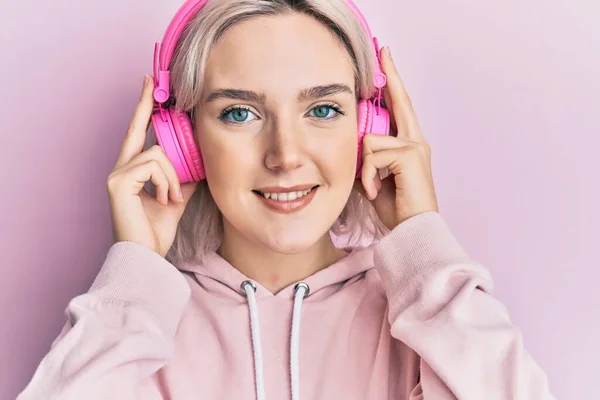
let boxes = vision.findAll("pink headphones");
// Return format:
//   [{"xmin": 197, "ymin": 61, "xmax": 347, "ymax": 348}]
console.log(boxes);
[{"xmin": 151, "ymin": 0, "xmax": 390, "ymax": 183}]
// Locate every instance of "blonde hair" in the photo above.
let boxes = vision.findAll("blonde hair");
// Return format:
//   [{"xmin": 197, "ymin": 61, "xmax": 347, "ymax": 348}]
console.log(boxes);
[{"xmin": 161, "ymin": 0, "xmax": 388, "ymax": 265}]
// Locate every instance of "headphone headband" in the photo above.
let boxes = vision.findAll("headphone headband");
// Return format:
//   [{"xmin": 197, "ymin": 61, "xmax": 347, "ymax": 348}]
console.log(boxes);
[{"xmin": 153, "ymin": 0, "xmax": 386, "ymax": 105}]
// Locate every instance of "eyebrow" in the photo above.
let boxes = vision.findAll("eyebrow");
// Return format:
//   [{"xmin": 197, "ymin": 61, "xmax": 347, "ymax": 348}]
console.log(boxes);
[{"xmin": 204, "ymin": 83, "xmax": 354, "ymax": 104}]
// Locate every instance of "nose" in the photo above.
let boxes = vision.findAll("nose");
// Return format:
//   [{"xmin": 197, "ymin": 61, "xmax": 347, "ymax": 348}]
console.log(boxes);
[{"xmin": 263, "ymin": 121, "xmax": 305, "ymax": 172}]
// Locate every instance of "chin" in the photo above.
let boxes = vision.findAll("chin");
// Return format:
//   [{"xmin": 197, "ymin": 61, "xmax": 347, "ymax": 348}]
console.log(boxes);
[{"xmin": 255, "ymin": 226, "xmax": 328, "ymax": 255}]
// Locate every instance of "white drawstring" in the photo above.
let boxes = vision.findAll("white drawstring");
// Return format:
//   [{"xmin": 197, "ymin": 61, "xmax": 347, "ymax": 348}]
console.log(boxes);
[
  {"xmin": 291, "ymin": 283, "xmax": 309, "ymax": 400},
  {"xmin": 242, "ymin": 281, "xmax": 266, "ymax": 400},
  {"xmin": 242, "ymin": 280, "xmax": 309, "ymax": 400}
]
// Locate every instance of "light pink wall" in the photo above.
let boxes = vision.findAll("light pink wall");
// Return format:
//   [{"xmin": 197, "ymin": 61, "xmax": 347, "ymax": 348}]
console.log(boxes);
[{"xmin": 1, "ymin": 0, "xmax": 598, "ymax": 398}]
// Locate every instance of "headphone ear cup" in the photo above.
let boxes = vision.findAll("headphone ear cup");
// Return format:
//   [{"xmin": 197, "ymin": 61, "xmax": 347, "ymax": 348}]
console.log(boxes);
[
  {"xmin": 152, "ymin": 109, "xmax": 193, "ymax": 183},
  {"xmin": 356, "ymin": 100, "xmax": 373, "ymax": 178},
  {"xmin": 355, "ymin": 99, "xmax": 391, "ymax": 178},
  {"xmin": 370, "ymin": 104, "xmax": 391, "ymax": 137},
  {"xmin": 169, "ymin": 108, "xmax": 205, "ymax": 181}
]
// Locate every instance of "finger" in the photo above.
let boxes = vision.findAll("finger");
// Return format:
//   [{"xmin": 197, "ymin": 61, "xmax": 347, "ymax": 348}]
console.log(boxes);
[
  {"xmin": 360, "ymin": 148, "xmax": 407, "ymax": 200},
  {"xmin": 352, "ymin": 178, "xmax": 371, "ymax": 200},
  {"xmin": 125, "ymin": 159, "xmax": 170, "ymax": 205},
  {"xmin": 380, "ymin": 46, "xmax": 423, "ymax": 142},
  {"xmin": 179, "ymin": 181, "xmax": 199, "ymax": 205},
  {"xmin": 124, "ymin": 145, "xmax": 183, "ymax": 203},
  {"xmin": 362, "ymin": 134, "xmax": 413, "ymax": 180},
  {"xmin": 115, "ymin": 75, "xmax": 155, "ymax": 169},
  {"xmin": 362, "ymin": 133, "xmax": 413, "ymax": 153}
]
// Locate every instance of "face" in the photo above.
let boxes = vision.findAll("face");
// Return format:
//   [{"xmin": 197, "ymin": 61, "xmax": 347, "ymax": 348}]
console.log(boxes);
[{"xmin": 195, "ymin": 13, "xmax": 358, "ymax": 254}]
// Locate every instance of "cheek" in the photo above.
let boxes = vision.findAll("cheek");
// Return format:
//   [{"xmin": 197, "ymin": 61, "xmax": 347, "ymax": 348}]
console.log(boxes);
[
  {"xmin": 195, "ymin": 125, "xmax": 257, "ymax": 209},
  {"xmin": 196, "ymin": 121, "xmax": 254, "ymax": 179},
  {"xmin": 200, "ymin": 144, "xmax": 248, "ymax": 222},
  {"xmin": 313, "ymin": 125, "xmax": 358, "ymax": 181}
]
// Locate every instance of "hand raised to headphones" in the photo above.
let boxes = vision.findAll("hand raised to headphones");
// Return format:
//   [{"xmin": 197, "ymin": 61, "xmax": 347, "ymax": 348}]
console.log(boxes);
[
  {"xmin": 107, "ymin": 75, "xmax": 199, "ymax": 258},
  {"xmin": 354, "ymin": 46, "xmax": 439, "ymax": 230}
]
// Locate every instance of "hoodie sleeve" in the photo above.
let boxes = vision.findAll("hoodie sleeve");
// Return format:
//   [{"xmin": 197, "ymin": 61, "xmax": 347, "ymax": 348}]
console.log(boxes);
[
  {"xmin": 17, "ymin": 241, "xmax": 191, "ymax": 400},
  {"xmin": 373, "ymin": 212, "xmax": 555, "ymax": 400}
]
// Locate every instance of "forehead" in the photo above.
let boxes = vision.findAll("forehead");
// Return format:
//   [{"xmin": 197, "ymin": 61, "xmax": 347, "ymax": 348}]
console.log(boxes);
[{"xmin": 203, "ymin": 13, "xmax": 355, "ymax": 97}]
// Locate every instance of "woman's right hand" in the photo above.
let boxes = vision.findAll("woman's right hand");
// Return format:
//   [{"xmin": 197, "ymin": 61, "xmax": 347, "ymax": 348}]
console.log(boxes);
[{"xmin": 107, "ymin": 75, "xmax": 199, "ymax": 258}]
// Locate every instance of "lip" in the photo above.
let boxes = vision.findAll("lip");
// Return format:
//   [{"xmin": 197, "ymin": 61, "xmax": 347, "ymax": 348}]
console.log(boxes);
[
  {"xmin": 254, "ymin": 184, "xmax": 318, "ymax": 193},
  {"xmin": 253, "ymin": 186, "xmax": 318, "ymax": 214}
]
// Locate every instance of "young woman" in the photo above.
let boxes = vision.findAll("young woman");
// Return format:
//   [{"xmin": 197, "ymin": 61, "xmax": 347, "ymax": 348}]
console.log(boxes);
[{"xmin": 18, "ymin": 0, "xmax": 555, "ymax": 399}]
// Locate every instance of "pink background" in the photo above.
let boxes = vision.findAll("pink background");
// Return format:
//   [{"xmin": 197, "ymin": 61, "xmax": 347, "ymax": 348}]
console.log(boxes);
[{"xmin": 2, "ymin": 0, "xmax": 598, "ymax": 398}]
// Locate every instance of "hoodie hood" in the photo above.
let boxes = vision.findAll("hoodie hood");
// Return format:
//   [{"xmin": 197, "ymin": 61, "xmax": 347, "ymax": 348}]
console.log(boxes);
[{"xmin": 176, "ymin": 244, "xmax": 377, "ymax": 301}]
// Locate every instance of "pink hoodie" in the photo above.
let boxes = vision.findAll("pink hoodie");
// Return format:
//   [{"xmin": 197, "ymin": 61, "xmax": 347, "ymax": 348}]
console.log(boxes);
[{"xmin": 17, "ymin": 212, "xmax": 555, "ymax": 399}]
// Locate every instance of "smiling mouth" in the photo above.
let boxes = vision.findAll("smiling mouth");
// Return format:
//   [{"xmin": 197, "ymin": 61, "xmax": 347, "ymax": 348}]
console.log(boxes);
[
  {"xmin": 252, "ymin": 185, "xmax": 319, "ymax": 201},
  {"xmin": 252, "ymin": 185, "xmax": 319, "ymax": 214}
]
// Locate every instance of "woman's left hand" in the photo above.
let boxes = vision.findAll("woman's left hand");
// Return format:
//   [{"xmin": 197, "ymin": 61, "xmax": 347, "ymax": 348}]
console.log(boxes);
[{"xmin": 354, "ymin": 46, "xmax": 439, "ymax": 231}]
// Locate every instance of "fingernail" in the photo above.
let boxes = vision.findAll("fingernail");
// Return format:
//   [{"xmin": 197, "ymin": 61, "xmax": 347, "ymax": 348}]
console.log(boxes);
[
  {"xmin": 179, "ymin": 188, "xmax": 184, "ymax": 202},
  {"xmin": 385, "ymin": 46, "xmax": 393, "ymax": 61}
]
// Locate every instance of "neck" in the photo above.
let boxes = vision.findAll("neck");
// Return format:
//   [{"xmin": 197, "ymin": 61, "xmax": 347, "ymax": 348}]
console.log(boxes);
[{"xmin": 217, "ymin": 222, "xmax": 347, "ymax": 294}]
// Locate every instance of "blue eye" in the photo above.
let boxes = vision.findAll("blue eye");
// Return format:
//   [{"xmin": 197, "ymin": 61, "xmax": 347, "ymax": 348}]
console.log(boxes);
[
  {"xmin": 218, "ymin": 103, "xmax": 345, "ymax": 125},
  {"xmin": 219, "ymin": 106, "xmax": 258, "ymax": 124},
  {"xmin": 308, "ymin": 103, "xmax": 344, "ymax": 120}
]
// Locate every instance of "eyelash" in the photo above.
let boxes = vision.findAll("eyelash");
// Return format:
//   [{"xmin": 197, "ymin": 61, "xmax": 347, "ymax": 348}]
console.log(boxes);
[
  {"xmin": 218, "ymin": 106, "xmax": 253, "ymax": 124},
  {"xmin": 218, "ymin": 102, "xmax": 345, "ymax": 125}
]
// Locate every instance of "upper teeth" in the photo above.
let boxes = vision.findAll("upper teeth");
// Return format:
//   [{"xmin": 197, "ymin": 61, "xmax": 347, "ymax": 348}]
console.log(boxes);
[{"xmin": 261, "ymin": 188, "xmax": 313, "ymax": 201}]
